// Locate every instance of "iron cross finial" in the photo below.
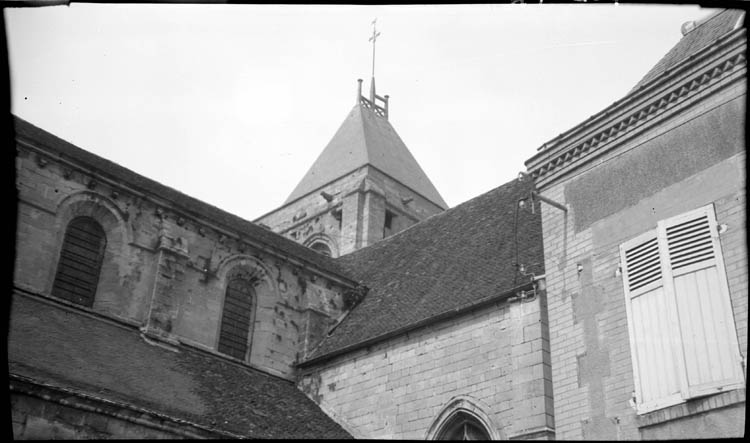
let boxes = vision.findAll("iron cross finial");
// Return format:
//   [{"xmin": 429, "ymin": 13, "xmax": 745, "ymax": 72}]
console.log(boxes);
[{"xmin": 369, "ymin": 18, "xmax": 381, "ymax": 79}]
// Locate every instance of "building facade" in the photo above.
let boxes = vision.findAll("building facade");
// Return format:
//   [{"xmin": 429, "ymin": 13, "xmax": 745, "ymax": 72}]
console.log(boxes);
[
  {"xmin": 11, "ymin": 116, "xmax": 357, "ymax": 438},
  {"xmin": 10, "ymin": 8, "xmax": 746, "ymax": 441},
  {"xmin": 525, "ymin": 9, "xmax": 746, "ymax": 439},
  {"xmin": 296, "ymin": 178, "xmax": 551, "ymax": 439}
]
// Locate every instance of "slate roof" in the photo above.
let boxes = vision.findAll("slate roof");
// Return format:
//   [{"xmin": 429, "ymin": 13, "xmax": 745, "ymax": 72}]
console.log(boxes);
[
  {"xmin": 305, "ymin": 177, "xmax": 544, "ymax": 363},
  {"xmin": 8, "ymin": 293, "xmax": 352, "ymax": 439},
  {"xmin": 13, "ymin": 116, "xmax": 353, "ymax": 282},
  {"xmin": 631, "ymin": 9, "xmax": 745, "ymax": 91},
  {"xmin": 285, "ymin": 103, "xmax": 448, "ymax": 209}
]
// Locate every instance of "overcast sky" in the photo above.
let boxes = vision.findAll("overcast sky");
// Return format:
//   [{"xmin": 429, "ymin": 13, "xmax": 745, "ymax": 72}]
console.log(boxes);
[{"xmin": 6, "ymin": 3, "xmax": 715, "ymax": 221}]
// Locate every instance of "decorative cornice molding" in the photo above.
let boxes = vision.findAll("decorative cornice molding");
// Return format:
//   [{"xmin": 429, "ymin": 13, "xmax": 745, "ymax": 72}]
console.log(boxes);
[
  {"xmin": 15, "ymin": 139, "xmax": 358, "ymax": 288},
  {"xmin": 526, "ymin": 32, "xmax": 747, "ymax": 184}
]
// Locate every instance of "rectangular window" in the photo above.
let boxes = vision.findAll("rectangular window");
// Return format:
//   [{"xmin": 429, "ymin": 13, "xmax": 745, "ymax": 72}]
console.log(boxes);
[
  {"xmin": 620, "ymin": 204, "xmax": 744, "ymax": 414},
  {"xmin": 384, "ymin": 210, "xmax": 394, "ymax": 230}
]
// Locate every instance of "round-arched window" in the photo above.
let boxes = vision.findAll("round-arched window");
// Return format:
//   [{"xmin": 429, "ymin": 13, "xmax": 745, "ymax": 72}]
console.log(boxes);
[
  {"xmin": 52, "ymin": 216, "xmax": 107, "ymax": 307},
  {"xmin": 309, "ymin": 241, "xmax": 332, "ymax": 257}
]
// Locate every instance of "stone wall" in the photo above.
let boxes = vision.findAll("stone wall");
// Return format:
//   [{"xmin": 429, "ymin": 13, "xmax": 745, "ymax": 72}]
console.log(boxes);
[
  {"xmin": 14, "ymin": 136, "xmax": 354, "ymax": 380},
  {"xmin": 534, "ymin": 69, "xmax": 747, "ymax": 438},
  {"xmin": 298, "ymin": 294, "xmax": 555, "ymax": 439},
  {"xmin": 256, "ymin": 165, "xmax": 444, "ymax": 256}
]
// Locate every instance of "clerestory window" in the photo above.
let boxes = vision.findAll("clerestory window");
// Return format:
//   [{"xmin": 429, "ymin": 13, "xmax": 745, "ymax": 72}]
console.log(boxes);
[
  {"xmin": 217, "ymin": 276, "xmax": 256, "ymax": 361},
  {"xmin": 51, "ymin": 216, "xmax": 107, "ymax": 308}
]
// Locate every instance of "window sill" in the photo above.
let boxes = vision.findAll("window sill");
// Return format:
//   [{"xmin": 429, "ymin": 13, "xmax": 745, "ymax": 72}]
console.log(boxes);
[{"xmin": 636, "ymin": 388, "xmax": 746, "ymax": 428}]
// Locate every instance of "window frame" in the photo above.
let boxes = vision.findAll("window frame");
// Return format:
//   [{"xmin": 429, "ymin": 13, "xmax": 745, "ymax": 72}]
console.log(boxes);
[
  {"xmin": 620, "ymin": 203, "xmax": 744, "ymax": 414},
  {"xmin": 217, "ymin": 273, "xmax": 257, "ymax": 362},
  {"xmin": 51, "ymin": 216, "xmax": 107, "ymax": 308}
]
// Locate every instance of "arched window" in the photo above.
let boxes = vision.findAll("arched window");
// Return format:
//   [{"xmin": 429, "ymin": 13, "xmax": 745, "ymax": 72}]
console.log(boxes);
[
  {"xmin": 217, "ymin": 277, "xmax": 255, "ymax": 361},
  {"xmin": 309, "ymin": 241, "xmax": 332, "ymax": 257},
  {"xmin": 436, "ymin": 412, "xmax": 491, "ymax": 440},
  {"xmin": 51, "ymin": 216, "xmax": 107, "ymax": 308}
]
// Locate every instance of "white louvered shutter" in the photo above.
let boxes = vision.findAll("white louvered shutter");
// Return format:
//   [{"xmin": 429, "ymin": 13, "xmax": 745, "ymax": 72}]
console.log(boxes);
[
  {"xmin": 658, "ymin": 204, "xmax": 744, "ymax": 399},
  {"xmin": 620, "ymin": 230, "xmax": 684, "ymax": 413}
]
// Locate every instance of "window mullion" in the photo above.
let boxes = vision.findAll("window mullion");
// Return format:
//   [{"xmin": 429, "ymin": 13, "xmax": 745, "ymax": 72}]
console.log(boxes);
[{"xmin": 656, "ymin": 220, "xmax": 690, "ymax": 399}]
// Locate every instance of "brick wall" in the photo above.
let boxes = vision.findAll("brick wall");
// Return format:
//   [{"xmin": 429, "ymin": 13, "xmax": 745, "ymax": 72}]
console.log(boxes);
[
  {"xmin": 537, "ymin": 82, "xmax": 747, "ymax": 439},
  {"xmin": 298, "ymin": 294, "xmax": 555, "ymax": 439}
]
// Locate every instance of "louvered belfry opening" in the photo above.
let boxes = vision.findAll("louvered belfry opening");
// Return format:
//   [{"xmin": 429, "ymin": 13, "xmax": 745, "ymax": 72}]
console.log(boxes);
[
  {"xmin": 218, "ymin": 277, "xmax": 255, "ymax": 361},
  {"xmin": 51, "ymin": 216, "xmax": 107, "ymax": 307}
]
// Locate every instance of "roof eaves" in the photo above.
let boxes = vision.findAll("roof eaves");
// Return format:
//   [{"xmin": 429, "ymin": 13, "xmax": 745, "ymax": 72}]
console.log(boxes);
[
  {"xmin": 530, "ymin": 12, "xmax": 745, "ymax": 159},
  {"xmin": 297, "ymin": 280, "xmax": 536, "ymax": 368},
  {"xmin": 525, "ymin": 26, "xmax": 746, "ymax": 170},
  {"xmin": 10, "ymin": 373, "xmax": 242, "ymax": 439}
]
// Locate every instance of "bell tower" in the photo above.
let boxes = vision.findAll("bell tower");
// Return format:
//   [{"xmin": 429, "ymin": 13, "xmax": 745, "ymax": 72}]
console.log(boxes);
[{"xmin": 255, "ymin": 22, "xmax": 447, "ymax": 257}]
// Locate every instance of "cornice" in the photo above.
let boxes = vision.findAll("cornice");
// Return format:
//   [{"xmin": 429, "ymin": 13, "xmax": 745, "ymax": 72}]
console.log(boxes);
[
  {"xmin": 15, "ymin": 139, "xmax": 358, "ymax": 289},
  {"xmin": 525, "ymin": 30, "xmax": 747, "ymax": 186}
]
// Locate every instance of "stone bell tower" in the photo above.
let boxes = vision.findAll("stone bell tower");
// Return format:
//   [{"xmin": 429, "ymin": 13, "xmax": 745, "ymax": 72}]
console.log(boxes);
[{"xmin": 255, "ymin": 78, "xmax": 447, "ymax": 257}]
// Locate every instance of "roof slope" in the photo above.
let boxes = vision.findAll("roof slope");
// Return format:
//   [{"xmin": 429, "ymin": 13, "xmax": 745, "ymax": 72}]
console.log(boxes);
[
  {"xmin": 8, "ymin": 294, "xmax": 352, "ymax": 439},
  {"xmin": 631, "ymin": 9, "xmax": 745, "ymax": 91},
  {"xmin": 306, "ymin": 177, "xmax": 544, "ymax": 362},
  {"xmin": 13, "ymin": 116, "xmax": 352, "ymax": 281},
  {"xmin": 285, "ymin": 104, "xmax": 448, "ymax": 209}
]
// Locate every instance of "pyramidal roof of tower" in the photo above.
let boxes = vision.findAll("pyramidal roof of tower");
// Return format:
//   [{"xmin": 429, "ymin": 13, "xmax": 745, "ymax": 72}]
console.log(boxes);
[{"xmin": 284, "ymin": 101, "xmax": 448, "ymax": 209}]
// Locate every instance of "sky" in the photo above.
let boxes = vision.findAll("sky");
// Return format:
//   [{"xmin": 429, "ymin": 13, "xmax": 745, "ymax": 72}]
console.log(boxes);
[{"xmin": 5, "ymin": 3, "xmax": 717, "ymax": 221}]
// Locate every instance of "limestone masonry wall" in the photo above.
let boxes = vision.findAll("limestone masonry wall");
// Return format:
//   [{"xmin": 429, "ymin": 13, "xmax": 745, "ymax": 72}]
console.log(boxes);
[
  {"xmin": 298, "ymin": 295, "xmax": 555, "ymax": 439},
  {"xmin": 256, "ymin": 165, "xmax": 444, "ymax": 256},
  {"xmin": 14, "ymin": 139, "xmax": 353, "ymax": 380}
]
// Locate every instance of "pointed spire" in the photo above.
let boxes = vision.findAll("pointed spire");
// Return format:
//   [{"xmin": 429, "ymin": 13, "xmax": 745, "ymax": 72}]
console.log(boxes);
[{"xmin": 284, "ymin": 101, "xmax": 447, "ymax": 209}]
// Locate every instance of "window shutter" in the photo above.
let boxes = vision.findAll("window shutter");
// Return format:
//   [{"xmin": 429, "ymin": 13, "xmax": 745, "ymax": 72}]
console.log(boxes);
[
  {"xmin": 620, "ymin": 230, "xmax": 683, "ymax": 412},
  {"xmin": 218, "ymin": 278, "xmax": 255, "ymax": 361},
  {"xmin": 51, "ymin": 217, "xmax": 106, "ymax": 308},
  {"xmin": 658, "ymin": 204, "xmax": 744, "ymax": 398}
]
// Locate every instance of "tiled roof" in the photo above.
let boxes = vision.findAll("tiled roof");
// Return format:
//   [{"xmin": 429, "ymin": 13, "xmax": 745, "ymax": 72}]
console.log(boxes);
[
  {"xmin": 306, "ymin": 177, "xmax": 544, "ymax": 362},
  {"xmin": 13, "ymin": 116, "xmax": 353, "ymax": 282},
  {"xmin": 631, "ymin": 9, "xmax": 745, "ymax": 91},
  {"xmin": 8, "ymin": 293, "xmax": 352, "ymax": 439},
  {"xmin": 285, "ymin": 103, "xmax": 448, "ymax": 209}
]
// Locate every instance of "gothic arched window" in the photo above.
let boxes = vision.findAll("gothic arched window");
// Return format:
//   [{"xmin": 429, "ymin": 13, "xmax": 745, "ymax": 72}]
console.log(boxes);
[
  {"xmin": 436, "ymin": 412, "xmax": 491, "ymax": 440},
  {"xmin": 51, "ymin": 216, "xmax": 107, "ymax": 308},
  {"xmin": 217, "ymin": 277, "xmax": 256, "ymax": 361}
]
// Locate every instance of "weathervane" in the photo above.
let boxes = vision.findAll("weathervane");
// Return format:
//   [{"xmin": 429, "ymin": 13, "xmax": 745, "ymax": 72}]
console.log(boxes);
[{"xmin": 369, "ymin": 18, "xmax": 381, "ymax": 79}]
